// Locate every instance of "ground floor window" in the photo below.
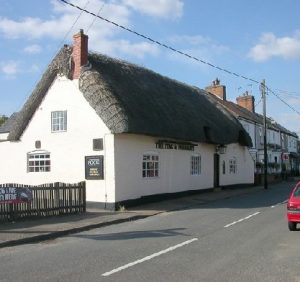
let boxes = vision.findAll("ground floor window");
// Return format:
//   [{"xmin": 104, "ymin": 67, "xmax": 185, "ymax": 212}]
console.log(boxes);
[
  {"xmin": 229, "ymin": 157, "xmax": 237, "ymax": 174},
  {"xmin": 142, "ymin": 153, "xmax": 159, "ymax": 178},
  {"xmin": 191, "ymin": 154, "xmax": 201, "ymax": 175},
  {"xmin": 27, "ymin": 151, "xmax": 51, "ymax": 172}
]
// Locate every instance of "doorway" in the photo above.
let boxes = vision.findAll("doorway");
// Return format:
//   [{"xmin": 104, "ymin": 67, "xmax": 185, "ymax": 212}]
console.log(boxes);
[{"xmin": 214, "ymin": 153, "xmax": 220, "ymax": 187}]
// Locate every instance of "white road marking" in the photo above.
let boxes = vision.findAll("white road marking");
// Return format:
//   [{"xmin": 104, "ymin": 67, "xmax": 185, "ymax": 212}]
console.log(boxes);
[
  {"xmin": 271, "ymin": 200, "xmax": 287, "ymax": 208},
  {"xmin": 224, "ymin": 212, "xmax": 260, "ymax": 228},
  {"xmin": 102, "ymin": 238, "xmax": 198, "ymax": 277}
]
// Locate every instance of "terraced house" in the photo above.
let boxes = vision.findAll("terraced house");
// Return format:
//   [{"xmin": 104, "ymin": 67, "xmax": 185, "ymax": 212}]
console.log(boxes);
[
  {"xmin": 0, "ymin": 30, "xmax": 254, "ymax": 209},
  {"xmin": 205, "ymin": 79, "xmax": 299, "ymax": 181}
]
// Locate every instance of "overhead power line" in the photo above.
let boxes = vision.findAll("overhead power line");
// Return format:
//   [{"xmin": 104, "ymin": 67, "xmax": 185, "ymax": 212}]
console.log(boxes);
[
  {"xmin": 59, "ymin": 0, "xmax": 300, "ymax": 119},
  {"xmin": 59, "ymin": 0, "xmax": 259, "ymax": 84},
  {"xmin": 266, "ymin": 86, "xmax": 300, "ymax": 116},
  {"xmin": 86, "ymin": 2, "xmax": 105, "ymax": 33},
  {"xmin": 57, "ymin": 0, "xmax": 90, "ymax": 51},
  {"xmin": 274, "ymin": 89, "xmax": 300, "ymax": 96}
]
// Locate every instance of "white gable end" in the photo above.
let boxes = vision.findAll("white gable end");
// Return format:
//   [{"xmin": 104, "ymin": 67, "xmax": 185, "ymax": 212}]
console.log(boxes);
[{"xmin": 0, "ymin": 75, "xmax": 116, "ymax": 204}]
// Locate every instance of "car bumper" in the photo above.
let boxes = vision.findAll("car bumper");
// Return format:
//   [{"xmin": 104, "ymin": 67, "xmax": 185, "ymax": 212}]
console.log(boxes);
[{"xmin": 287, "ymin": 211, "xmax": 300, "ymax": 222}]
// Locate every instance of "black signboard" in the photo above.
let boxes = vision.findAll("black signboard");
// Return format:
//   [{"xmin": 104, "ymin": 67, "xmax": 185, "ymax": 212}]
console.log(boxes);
[
  {"xmin": 0, "ymin": 187, "xmax": 33, "ymax": 204},
  {"xmin": 85, "ymin": 155, "xmax": 104, "ymax": 180}
]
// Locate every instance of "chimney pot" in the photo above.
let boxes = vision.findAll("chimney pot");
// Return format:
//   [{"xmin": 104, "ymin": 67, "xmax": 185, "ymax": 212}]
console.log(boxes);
[
  {"xmin": 236, "ymin": 93, "xmax": 255, "ymax": 113},
  {"xmin": 205, "ymin": 79, "xmax": 226, "ymax": 100}
]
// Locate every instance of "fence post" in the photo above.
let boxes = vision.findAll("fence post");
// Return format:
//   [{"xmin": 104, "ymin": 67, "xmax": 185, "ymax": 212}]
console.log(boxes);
[
  {"xmin": 82, "ymin": 181, "xmax": 86, "ymax": 213},
  {"xmin": 9, "ymin": 203, "xmax": 15, "ymax": 222}
]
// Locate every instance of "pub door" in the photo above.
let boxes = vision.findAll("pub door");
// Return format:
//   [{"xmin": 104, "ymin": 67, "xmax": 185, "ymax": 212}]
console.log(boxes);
[{"xmin": 214, "ymin": 153, "xmax": 220, "ymax": 188}]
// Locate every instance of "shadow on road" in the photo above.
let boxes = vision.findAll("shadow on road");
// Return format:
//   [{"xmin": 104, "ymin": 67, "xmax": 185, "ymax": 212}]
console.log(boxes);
[
  {"xmin": 71, "ymin": 228, "xmax": 189, "ymax": 241},
  {"xmin": 128, "ymin": 182, "xmax": 295, "ymax": 212}
]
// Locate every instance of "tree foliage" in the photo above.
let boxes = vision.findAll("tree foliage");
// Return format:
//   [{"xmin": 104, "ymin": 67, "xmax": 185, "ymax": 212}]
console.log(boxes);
[{"xmin": 0, "ymin": 115, "xmax": 8, "ymax": 126}]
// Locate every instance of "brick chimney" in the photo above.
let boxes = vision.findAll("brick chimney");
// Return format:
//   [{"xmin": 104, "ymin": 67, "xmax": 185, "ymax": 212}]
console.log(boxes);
[
  {"xmin": 72, "ymin": 29, "xmax": 88, "ymax": 80},
  {"xmin": 205, "ymin": 78, "xmax": 226, "ymax": 100},
  {"xmin": 236, "ymin": 91, "xmax": 255, "ymax": 113}
]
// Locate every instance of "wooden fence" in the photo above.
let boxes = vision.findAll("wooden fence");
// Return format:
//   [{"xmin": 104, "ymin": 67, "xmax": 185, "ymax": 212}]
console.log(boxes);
[{"xmin": 0, "ymin": 182, "xmax": 86, "ymax": 222}]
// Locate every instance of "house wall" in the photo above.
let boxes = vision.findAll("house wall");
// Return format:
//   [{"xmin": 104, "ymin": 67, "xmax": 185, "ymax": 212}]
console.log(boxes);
[
  {"xmin": 288, "ymin": 135, "xmax": 298, "ymax": 153},
  {"xmin": 114, "ymin": 134, "xmax": 254, "ymax": 203},
  {"xmin": 114, "ymin": 134, "xmax": 214, "ymax": 202},
  {"xmin": 268, "ymin": 129, "xmax": 280, "ymax": 146},
  {"xmin": 0, "ymin": 76, "xmax": 115, "ymax": 205},
  {"xmin": 219, "ymin": 143, "xmax": 254, "ymax": 186},
  {"xmin": 0, "ymin": 132, "xmax": 9, "ymax": 141}
]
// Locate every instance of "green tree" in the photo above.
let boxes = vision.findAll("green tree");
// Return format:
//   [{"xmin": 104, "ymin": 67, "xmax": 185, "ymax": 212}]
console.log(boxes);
[{"xmin": 0, "ymin": 115, "xmax": 8, "ymax": 126}]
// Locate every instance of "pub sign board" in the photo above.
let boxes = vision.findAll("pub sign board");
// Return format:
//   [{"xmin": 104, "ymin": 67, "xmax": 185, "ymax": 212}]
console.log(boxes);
[
  {"xmin": 0, "ymin": 187, "xmax": 33, "ymax": 204},
  {"xmin": 85, "ymin": 155, "xmax": 104, "ymax": 180}
]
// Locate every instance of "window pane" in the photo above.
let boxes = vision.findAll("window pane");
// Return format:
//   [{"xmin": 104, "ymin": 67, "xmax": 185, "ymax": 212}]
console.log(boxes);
[
  {"xmin": 28, "ymin": 152, "xmax": 51, "ymax": 173},
  {"xmin": 52, "ymin": 111, "xmax": 67, "ymax": 132},
  {"xmin": 142, "ymin": 154, "xmax": 159, "ymax": 178}
]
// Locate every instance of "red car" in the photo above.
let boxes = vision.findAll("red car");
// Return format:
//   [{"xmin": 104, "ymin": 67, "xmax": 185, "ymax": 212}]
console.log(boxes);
[{"xmin": 287, "ymin": 182, "xmax": 300, "ymax": 231}]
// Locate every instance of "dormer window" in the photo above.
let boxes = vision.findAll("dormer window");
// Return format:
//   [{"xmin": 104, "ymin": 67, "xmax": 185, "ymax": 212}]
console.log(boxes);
[{"xmin": 51, "ymin": 111, "xmax": 67, "ymax": 132}]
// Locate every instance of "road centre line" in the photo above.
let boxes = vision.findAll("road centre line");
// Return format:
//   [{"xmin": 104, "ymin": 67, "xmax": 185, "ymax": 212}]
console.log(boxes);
[
  {"xmin": 224, "ymin": 212, "xmax": 260, "ymax": 228},
  {"xmin": 271, "ymin": 200, "xmax": 287, "ymax": 208},
  {"xmin": 102, "ymin": 238, "xmax": 198, "ymax": 277}
]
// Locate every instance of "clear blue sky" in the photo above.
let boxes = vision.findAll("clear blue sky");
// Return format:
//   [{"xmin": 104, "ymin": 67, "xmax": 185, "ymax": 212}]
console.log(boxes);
[{"xmin": 1, "ymin": 0, "xmax": 300, "ymax": 134}]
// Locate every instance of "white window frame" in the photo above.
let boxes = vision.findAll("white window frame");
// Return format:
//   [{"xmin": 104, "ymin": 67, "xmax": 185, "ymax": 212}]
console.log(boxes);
[
  {"xmin": 190, "ymin": 154, "xmax": 201, "ymax": 175},
  {"xmin": 27, "ymin": 151, "xmax": 51, "ymax": 173},
  {"xmin": 229, "ymin": 157, "xmax": 237, "ymax": 174},
  {"xmin": 51, "ymin": 110, "xmax": 67, "ymax": 132},
  {"xmin": 142, "ymin": 152, "xmax": 159, "ymax": 178}
]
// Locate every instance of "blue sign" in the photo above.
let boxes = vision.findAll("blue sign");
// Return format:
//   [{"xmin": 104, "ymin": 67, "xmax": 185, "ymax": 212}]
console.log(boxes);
[{"xmin": 0, "ymin": 187, "xmax": 33, "ymax": 204}]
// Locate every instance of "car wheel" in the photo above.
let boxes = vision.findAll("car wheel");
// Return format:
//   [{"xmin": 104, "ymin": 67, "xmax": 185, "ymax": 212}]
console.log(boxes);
[{"xmin": 288, "ymin": 221, "xmax": 297, "ymax": 231}]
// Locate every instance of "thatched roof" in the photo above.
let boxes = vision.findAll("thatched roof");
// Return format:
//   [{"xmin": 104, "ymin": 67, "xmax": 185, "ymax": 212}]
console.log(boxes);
[
  {"xmin": 8, "ymin": 46, "xmax": 252, "ymax": 146},
  {"xmin": 79, "ymin": 52, "xmax": 251, "ymax": 146}
]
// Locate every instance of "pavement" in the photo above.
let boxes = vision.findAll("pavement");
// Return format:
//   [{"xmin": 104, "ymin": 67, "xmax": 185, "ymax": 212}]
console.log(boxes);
[{"xmin": 0, "ymin": 181, "xmax": 295, "ymax": 248}]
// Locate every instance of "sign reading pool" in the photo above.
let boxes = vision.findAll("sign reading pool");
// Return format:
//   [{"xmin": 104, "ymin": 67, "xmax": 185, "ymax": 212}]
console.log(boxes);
[{"xmin": 85, "ymin": 155, "xmax": 104, "ymax": 180}]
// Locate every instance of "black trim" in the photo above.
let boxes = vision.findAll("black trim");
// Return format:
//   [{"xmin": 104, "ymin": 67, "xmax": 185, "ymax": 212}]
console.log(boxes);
[{"xmin": 87, "ymin": 183, "xmax": 255, "ymax": 210}]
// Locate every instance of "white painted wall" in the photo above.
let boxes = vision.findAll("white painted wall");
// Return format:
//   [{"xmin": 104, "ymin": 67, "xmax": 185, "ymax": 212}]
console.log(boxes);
[
  {"xmin": 114, "ymin": 134, "xmax": 254, "ymax": 202},
  {"xmin": 288, "ymin": 135, "xmax": 298, "ymax": 153},
  {"xmin": 219, "ymin": 144, "xmax": 254, "ymax": 186},
  {"xmin": 0, "ymin": 132, "xmax": 8, "ymax": 141},
  {"xmin": 114, "ymin": 134, "xmax": 215, "ymax": 202},
  {"xmin": 0, "ymin": 76, "xmax": 115, "ymax": 205},
  {"xmin": 268, "ymin": 129, "xmax": 280, "ymax": 146}
]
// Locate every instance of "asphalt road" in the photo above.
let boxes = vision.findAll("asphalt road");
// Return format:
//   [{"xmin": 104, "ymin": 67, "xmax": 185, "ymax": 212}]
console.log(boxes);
[{"xmin": 1, "ymin": 184, "xmax": 299, "ymax": 282}]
